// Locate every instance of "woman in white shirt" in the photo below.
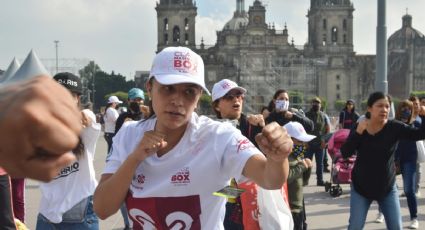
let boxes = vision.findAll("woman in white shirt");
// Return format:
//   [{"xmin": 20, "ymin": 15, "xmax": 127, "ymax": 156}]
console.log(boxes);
[
  {"xmin": 104, "ymin": 95, "xmax": 122, "ymax": 154},
  {"xmin": 36, "ymin": 72, "xmax": 100, "ymax": 229},
  {"xmin": 93, "ymin": 47, "xmax": 293, "ymax": 229}
]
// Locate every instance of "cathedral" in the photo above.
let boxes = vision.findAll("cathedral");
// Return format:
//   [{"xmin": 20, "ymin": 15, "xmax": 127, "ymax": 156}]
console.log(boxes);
[{"xmin": 152, "ymin": 0, "xmax": 425, "ymax": 114}]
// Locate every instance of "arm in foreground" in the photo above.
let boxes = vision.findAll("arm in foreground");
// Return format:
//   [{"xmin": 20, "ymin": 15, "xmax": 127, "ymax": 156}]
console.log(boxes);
[{"xmin": 0, "ymin": 76, "xmax": 81, "ymax": 181}]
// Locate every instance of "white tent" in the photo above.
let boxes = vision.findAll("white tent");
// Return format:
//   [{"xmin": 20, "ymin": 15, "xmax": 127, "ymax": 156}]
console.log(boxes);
[
  {"xmin": 0, "ymin": 57, "xmax": 21, "ymax": 83},
  {"xmin": 6, "ymin": 50, "xmax": 49, "ymax": 83}
]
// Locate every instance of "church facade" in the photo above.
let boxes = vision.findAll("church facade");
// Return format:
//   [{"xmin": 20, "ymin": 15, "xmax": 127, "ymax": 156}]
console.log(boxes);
[{"xmin": 153, "ymin": 0, "xmax": 424, "ymax": 114}]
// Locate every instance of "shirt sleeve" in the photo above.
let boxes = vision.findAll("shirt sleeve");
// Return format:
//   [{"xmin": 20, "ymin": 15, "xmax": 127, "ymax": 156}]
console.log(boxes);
[
  {"xmin": 106, "ymin": 108, "xmax": 119, "ymax": 122},
  {"xmin": 220, "ymin": 128, "xmax": 261, "ymax": 182},
  {"xmin": 396, "ymin": 116, "xmax": 425, "ymax": 141},
  {"xmin": 341, "ymin": 125, "xmax": 362, "ymax": 158}
]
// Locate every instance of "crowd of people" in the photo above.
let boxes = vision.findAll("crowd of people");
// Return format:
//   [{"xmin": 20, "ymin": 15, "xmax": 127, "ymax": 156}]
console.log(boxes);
[{"xmin": 0, "ymin": 46, "xmax": 424, "ymax": 230}]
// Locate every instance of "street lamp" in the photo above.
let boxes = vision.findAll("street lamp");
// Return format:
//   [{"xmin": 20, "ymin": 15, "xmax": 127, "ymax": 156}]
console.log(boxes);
[
  {"xmin": 54, "ymin": 40, "xmax": 59, "ymax": 74},
  {"xmin": 92, "ymin": 64, "xmax": 96, "ymax": 109}
]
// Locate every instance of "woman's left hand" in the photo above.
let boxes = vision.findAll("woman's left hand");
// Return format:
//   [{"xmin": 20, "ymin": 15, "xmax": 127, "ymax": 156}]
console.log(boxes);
[
  {"xmin": 255, "ymin": 122, "xmax": 293, "ymax": 162},
  {"xmin": 247, "ymin": 114, "xmax": 265, "ymax": 127}
]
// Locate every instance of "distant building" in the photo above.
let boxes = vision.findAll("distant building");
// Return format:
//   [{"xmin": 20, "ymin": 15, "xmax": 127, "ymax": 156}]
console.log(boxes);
[
  {"xmin": 152, "ymin": 0, "xmax": 424, "ymax": 114},
  {"xmin": 388, "ymin": 13, "xmax": 425, "ymax": 99},
  {"xmin": 134, "ymin": 71, "xmax": 150, "ymax": 89}
]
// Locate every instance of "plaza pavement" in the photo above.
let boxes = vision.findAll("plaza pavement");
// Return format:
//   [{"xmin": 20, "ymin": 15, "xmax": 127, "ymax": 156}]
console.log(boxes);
[{"xmin": 24, "ymin": 134, "xmax": 425, "ymax": 229}]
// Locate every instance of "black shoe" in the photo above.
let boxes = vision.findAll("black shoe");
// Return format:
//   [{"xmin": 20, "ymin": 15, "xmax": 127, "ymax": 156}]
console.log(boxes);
[
  {"xmin": 323, "ymin": 167, "xmax": 330, "ymax": 173},
  {"xmin": 317, "ymin": 181, "xmax": 325, "ymax": 186}
]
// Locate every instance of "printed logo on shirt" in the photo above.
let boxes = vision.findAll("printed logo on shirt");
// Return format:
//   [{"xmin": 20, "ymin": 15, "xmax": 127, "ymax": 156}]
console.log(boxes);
[
  {"xmin": 126, "ymin": 195, "xmax": 201, "ymax": 230},
  {"xmin": 171, "ymin": 167, "xmax": 190, "ymax": 186},
  {"xmin": 237, "ymin": 138, "xmax": 255, "ymax": 153},
  {"xmin": 131, "ymin": 173, "xmax": 146, "ymax": 190},
  {"xmin": 55, "ymin": 161, "xmax": 79, "ymax": 179}
]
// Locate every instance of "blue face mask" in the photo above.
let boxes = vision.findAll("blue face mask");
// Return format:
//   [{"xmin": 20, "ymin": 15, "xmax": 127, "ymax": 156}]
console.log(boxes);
[
  {"xmin": 400, "ymin": 109, "xmax": 411, "ymax": 122},
  {"xmin": 292, "ymin": 144, "xmax": 306, "ymax": 160}
]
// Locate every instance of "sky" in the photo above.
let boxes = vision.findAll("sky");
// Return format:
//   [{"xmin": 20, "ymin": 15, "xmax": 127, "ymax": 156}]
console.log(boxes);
[{"xmin": 1, "ymin": 0, "xmax": 424, "ymax": 79}]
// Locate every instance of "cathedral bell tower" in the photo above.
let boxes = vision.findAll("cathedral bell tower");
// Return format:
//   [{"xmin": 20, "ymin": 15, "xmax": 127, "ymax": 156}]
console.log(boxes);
[
  {"xmin": 247, "ymin": 0, "xmax": 267, "ymax": 28},
  {"xmin": 307, "ymin": 0, "xmax": 354, "ymax": 54},
  {"xmin": 155, "ymin": 0, "xmax": 197, "ymax": 52}
]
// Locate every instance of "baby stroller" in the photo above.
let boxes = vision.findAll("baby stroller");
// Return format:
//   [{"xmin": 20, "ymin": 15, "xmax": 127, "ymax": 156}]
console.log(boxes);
[{"xmin": 324, "ymin": 129, "xmax": 356, "ymax": 197}]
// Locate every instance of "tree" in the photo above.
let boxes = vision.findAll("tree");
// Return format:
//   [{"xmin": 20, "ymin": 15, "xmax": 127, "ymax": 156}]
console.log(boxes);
[
  {"xmin": 79, "ymin": 61, "xmax": 136, "ymax": 112},
  {"xmin": 334, "ymin": 100, "xmax": 346, "ymax": 112},
  {"xmin": 198, "ymin": 93, "xmax": 213, "ymax": 115}
]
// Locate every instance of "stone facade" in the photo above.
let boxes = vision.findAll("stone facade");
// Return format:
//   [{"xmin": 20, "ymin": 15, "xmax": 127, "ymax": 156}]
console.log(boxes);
[
  {"xmin": 388, "ymin": 14, "xmax": 425, "ymax": 99},
  {"xmin": 152, "ymin": 0, "xmax": 423, "ymax": 114}
]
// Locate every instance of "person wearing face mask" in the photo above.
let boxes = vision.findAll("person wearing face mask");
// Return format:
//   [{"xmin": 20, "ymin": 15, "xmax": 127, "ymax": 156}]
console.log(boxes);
[
  {"xmin": 265, "ymin": 89, "xmax": 313, "ymax": 132},
  {"xmin": 305, "ymin": 97, "xmax": 330, "ymax": 186},
  {"xmin": 408, "ymin": 96, "xmax": 423, "ymax": 199},
  {"xmin": 393, "ymin": 100, "xmax": 420, "ymax": 229},
  {"xmin": 115, "ymin": 88, "xmax": 149, "ymax": 135},
  {"xmin": 284, "ymin": 122, "xmax": 314, "ymax": 230}
]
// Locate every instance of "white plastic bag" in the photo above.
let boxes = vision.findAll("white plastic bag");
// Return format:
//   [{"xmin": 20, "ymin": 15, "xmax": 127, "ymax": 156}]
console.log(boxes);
[
  {"xmin": 417, "ymin": 141, "xmax": 425, "ymax": 163},
  {"xmin": 257, "ymin": 187, "xmax": 293, "ymax": 230}
]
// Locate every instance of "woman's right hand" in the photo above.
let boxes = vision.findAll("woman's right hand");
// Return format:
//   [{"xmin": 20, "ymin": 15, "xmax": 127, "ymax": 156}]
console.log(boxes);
[
  {"xmin": 130, "ymin": 130, "xmax": 167, "ymax": 162},
  {"xmin": 356, "ymin": 119, "xmax": 368, "ymax": 135}
]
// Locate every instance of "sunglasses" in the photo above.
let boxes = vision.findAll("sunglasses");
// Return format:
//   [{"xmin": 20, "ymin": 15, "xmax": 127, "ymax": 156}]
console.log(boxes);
[{"xmin": 223, "ymin": 93, "xmax": 245, "ymax": 101}]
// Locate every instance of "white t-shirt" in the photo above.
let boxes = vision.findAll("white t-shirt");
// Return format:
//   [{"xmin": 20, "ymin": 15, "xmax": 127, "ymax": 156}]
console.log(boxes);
[
  {"xmin": 104, "ymin": 113, "xmax": 261, "ymax": 229},
  {"xmin": 104, "ymin": 107, "xmax": 119, "ymax": 133},
  {"xmin": 39, "ymin": 109, "xmax": 101, "ymax": 223}
]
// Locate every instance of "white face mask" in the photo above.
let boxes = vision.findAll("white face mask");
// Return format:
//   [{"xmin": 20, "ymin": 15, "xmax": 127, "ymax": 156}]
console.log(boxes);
[{"xmin": 275, "ymin": 100, "xmax": 289, "ymax": 112}]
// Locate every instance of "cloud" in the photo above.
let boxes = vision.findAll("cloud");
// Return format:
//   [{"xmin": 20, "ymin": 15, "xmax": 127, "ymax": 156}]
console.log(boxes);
[{"xmin": 1, "ymin": 0, "xmax": 425, "ymax": 77}]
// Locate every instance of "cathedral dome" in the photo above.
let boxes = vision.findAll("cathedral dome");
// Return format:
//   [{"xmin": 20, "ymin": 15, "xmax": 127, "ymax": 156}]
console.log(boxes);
[
  {"xmin": 223, "ymin": 13, "xmax": 249, "ymax": 31},
  {"xmin": 388, "ymin": 14, "xmax": 424, "ymax": 46}
]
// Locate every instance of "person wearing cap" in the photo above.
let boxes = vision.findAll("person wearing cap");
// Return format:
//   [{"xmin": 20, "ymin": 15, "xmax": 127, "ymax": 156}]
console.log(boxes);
[
  {"xmin": 338, "ymin": 99, "xmax": 360, "ymax": 129},
  {"xmin": 36, "ymin": 72, "xmax": 100, "ymax": 229},
  {"xmin": 103, "ymin": 95, "xmax": 123, "ymax": 154},
  {"xmin": 211, "ymin": 79, "xmax": 265, "ymax": 229},
  {"xmin": 115, "ymin": 88, "xmax": 149, "ymax": 134},
  {"xmin": 284, "ymin": 122, "xmax": 314, "ymax": 230},
  {"xmin": 94, "ymin": 46, "xmax": 293, "ymax": 229},
  {"xmin": 265, "ymin": 89, "xmax": 313, "ymax": 131},
  {"xmin": 305, "ymin": 97, "xmax": 330, "ymax": 186}
]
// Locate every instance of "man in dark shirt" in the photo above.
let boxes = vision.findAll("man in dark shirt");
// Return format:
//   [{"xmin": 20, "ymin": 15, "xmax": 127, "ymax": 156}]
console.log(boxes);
[{"xmin": 305, "ymin": 97, "xmax": 330, "ymax": 186}]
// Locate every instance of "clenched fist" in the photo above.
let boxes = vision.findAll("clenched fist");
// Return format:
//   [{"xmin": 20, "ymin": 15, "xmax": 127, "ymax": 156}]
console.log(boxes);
[
  {"xmin": 131, "ymin": 130, "xmax": 168, "ymax": 162},
  {"xmin": 255, "ymin": 122, "xmax": 293, "ymax": 162},
  {"xmin": 0, "ymin": 76, "xmax": 81, "ymax": 182}
]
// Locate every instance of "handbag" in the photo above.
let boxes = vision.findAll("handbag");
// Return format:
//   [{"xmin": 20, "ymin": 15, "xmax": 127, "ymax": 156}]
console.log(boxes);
[
  {"xmin": 257, "ymin": 187, "xmax": 293, "ymax": 230},
  {"xmin": 417, "ymin": 141, "xmax": 425, "ymax": 163},
  {"xmin": 61, "ymin": 196, "xmax": 90, "ymax": 223}
]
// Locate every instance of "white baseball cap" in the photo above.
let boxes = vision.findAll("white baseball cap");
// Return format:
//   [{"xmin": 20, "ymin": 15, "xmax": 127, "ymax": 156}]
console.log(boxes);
[
  {"xmin": 108, "ymin": 95, "xmax": 123, "ymax": 104},
  {"xmin": 148, "ymin": 46, "xmax": 210, "ymax": 94},
  {"xmin": 211, "ymin": 79, "xmax": 247, "ymax": 101},
  {"xmin": 283, "ymin": 121, "xmax": 316, "ymax": 142}
]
